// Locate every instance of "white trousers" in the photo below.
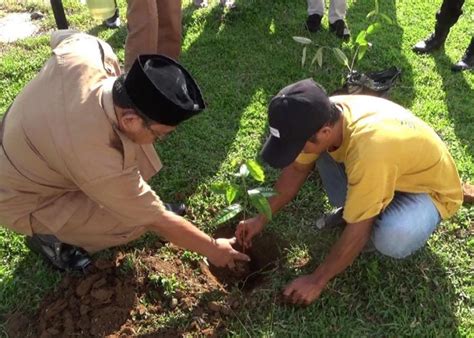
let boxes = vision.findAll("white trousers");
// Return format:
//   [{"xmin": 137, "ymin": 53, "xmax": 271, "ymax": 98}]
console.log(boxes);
[{"xmin": 307, "ymin": 0, "xmax": 347, "ymax": 23}]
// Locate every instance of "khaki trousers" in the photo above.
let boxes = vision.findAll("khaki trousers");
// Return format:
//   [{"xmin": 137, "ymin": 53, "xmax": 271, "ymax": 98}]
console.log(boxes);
[
  {"xmin": 31, "ymin": 195, "xmax": 148, "ymax": 254},
  {"xmin": 124, "ymin": 0, "xmax": 182, "ymax": 71}
]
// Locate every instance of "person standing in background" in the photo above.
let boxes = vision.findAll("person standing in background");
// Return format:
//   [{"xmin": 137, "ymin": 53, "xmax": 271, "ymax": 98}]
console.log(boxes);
[
  {"xmin": 412, "ymin": 0, "xmax": 473, "ymax": 72},
  {"xmin": 125, "ymin": 0, "xmax": 182, "ymax": 71},
  {"xmin": 305, "ymin": 0, "xmax": 350, "ymax": 39}
]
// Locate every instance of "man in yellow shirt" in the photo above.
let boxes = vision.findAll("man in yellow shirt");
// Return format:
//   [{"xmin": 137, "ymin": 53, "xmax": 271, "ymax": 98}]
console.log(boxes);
[{"xmin": 236, "ymin": 79, "xmax": 471, "ymax": 305}]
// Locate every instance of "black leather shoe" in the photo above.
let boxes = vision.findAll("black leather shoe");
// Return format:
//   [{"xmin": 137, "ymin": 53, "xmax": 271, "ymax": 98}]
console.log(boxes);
[
  {"xmin": 412, "ymin": 32, "xmax": 446, "ymax": 54},
  {"xmin": 452, "ymin": 46, "xmax": 474, "ymax": 72},
  {"xmin": 26, "ymin": 234, "xmax": 92, "ymax": 273},
  {"xmin": 305, "ymin": 14, "xmax": 322, "ymax": 32},
  {"xmin": 103, "ymin": 9, "xmax": 120, "ymax": 29},
  {"xmin": 164, "ymin": 203, "xmax": 187, "ymax": 216},
  {"xmin": 329, "ymin": 19, "xmax": 350, "ymax": 39}
]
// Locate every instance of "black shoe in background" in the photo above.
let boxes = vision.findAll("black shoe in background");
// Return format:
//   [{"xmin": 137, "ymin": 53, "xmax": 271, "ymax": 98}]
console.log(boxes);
[
  {"xmin": 26, "ymin": 234, "xmax": 92, "ymax": 273},
  {"xmin": 329, "ymin": 19, "xmax": 350, "ymax": 39},
  {"xmin": 164, "ymin": 203, "xmax": 187, "ymax": 216},
  {"xmin": 103, "ymin": 9, "xmax": 120, "ymax": 29},
  {"xmin": 452, "ymin": 40, "xmax": 474, "ymax": 72},
  {"xmin": 305, "ymin": 14, "xmax": 322, "ymax": 32},
  {"xmin": 412, "ymin": 32, "xmax": 447, "ymax": 54}
]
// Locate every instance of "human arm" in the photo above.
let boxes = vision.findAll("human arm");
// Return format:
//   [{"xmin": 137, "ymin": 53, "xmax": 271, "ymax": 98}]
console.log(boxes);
[
  {"xmin": 236, "ymin": 160, "xmax": 314, "ymax": 248},
  {"xmin": 283, "ymin": 217, "xmax": 374, "ymax": 305},
  {"xmin": 149, "ymin": 211, "xmax": 250, "ymax": 268}
]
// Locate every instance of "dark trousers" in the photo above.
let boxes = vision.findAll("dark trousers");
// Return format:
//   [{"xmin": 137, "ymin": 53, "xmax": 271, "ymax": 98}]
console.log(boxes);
[{"xmin": 436, "ymin": 0, "xmax": 464, "ymax": 28}]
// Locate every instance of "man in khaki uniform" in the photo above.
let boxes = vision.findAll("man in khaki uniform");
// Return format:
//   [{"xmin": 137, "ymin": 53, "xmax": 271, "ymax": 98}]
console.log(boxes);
[
  {"xmin": 125, "ymin": 0, "xmax": 182, "ymax": 71},
  {"xmin": 0, "ymin": 30, "xmax": 249, "ymax": 271}
]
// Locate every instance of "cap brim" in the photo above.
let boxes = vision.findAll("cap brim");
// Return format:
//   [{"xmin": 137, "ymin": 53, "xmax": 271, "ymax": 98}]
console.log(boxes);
[{"xmin": 260, "ymin": 135, "xmax": 307, "ymax": 169}]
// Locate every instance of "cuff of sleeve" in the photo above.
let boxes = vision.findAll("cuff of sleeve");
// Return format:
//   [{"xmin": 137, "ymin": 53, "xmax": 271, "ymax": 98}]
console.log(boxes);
[{"xmin": 295, "ymin": 152, "xmax": 319, "ymax": 165}]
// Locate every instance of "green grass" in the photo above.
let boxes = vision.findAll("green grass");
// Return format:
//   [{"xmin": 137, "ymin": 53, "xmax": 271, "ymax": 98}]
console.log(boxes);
[{"xmin": 0, "ymin": 0, "xmax": 473, "ymax": 336}]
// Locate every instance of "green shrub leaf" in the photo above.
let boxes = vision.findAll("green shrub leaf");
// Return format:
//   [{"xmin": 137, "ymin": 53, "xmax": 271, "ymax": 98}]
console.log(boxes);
[
  {"xmin": 332, "ymin": 48, "xmax": 349, "ymax": 68},
  {"xmin": 225, "ymin": 184, "xmax": 239, "ymax": 204},
  {"xmin": 292, "ymin": 36, "xmax": 312, "ymax": 45},
  {"xmin": 380, "ymin": 13, "xmax": 393, "ymax": 24},
  {"xmin": 312, "ymin": 47, "xmax": 323, "ymax": 68},
  {"xmin": 355, "ymin": 31, "xmax": 367, "ymax": 45},
  {"xmin": 213, "ymin": 204, "xmax": 243, "ymax": 225},
  {"xmin": 248, "ymin": 190, "xmax": 272, "ymax": 220},
  {"xmin": 250, "ymin": 187, "xmax": 277, "ymax": 198},
  {"xmin": 246, "ymin": 159, "xmax": 265, "ymax": 182},
  {"xmin": 357, "ymin": 44, "xmax": 368, "ymax": 61},
  {"xmin": 366, "ymin": 22, "xmax": 381, "ymax": 35}
]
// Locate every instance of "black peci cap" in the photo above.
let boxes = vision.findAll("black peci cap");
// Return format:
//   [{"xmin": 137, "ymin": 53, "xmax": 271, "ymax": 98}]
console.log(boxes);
[{"xmin": 122, "ymin": 55, "xmax": 205, "ymax": 126}]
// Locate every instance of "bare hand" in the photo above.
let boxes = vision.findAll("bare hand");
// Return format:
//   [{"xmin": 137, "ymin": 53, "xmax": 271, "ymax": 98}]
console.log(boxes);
[
  {"xmin": 282, "ymin": 274, "xmax": 325, "ymax": 306},
  {"xmin": 207, "ymin": 237, "xmax": 250, "ymax": 268},
  {"xmin": 235, "ymin": 217, "xmax": 265, "ymax": 249}
]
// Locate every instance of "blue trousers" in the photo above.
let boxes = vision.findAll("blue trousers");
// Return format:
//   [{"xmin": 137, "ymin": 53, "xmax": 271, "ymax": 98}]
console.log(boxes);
[{"xmin": 316, "ymin": 153, "xmax": 441, "ymax": 259}]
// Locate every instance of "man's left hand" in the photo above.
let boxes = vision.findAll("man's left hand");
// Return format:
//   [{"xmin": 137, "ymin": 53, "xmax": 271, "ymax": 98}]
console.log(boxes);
[{"xmin": 283, "ymin": 274, "xmax": 325, "ymax": 305}]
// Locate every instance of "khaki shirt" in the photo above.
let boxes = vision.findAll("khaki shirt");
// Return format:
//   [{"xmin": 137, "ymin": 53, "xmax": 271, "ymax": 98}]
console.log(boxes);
[{"xmin": 0, "ymin": 31, "xmax": 166, "ymax": 237}]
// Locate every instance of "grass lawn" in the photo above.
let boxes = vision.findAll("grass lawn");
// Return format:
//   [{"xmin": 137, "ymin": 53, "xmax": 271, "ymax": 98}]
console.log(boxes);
[{"xmin": 0, "ymin": 0, "xmax": 473, "ymax": 336}]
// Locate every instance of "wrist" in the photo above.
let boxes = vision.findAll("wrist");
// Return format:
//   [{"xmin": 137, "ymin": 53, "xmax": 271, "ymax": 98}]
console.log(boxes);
[
  {"xmin": 309, "ymin": 270, "xmax": 329, "ymax": 289},
  {"xmin": 256, "ymin": 215, "xmax": 267, "ymax": 228},
  {"xmin": 200, "ymin": 236, "xmax": 218, "ymax": 260}
]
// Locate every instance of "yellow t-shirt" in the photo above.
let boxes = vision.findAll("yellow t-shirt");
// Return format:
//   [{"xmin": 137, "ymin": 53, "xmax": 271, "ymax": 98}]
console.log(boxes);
[{"xmin": 298, "ymin": 95, "xmax": 463, "ymax": 223}]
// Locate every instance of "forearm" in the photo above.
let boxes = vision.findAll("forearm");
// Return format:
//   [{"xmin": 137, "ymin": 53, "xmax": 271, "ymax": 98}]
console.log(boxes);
[
  {"xmin": 257, "ymin": 163, "xmax": 312, "ymax": 224},
  {"xmin": 310, "ymin": 218, "xmax": 374, "ymax": 287},
  {"xmin": 149, "ymin": 211, "xmax": 216, "ymax": 258}
]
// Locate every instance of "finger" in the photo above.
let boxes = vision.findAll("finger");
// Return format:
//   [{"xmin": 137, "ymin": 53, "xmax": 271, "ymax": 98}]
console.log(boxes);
[
  {"xmin": 245, "ymin": 234, "xmax": 255, "ymax": 249},
  {"xmin": 232, "ymin": 251, "xmax": 251, "ymax": 262},
  {"xmin": 228, "ymin": 237, "xmax": 237, "ymax": 245},
  {"xmin": 282, "ymin": 284, "xmax": 295, "ymax": 297}
]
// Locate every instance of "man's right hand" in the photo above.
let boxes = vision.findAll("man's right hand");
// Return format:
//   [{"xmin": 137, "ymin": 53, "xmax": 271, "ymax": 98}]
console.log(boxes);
[
  {"xmin": 207, "ymin": 237, "xmax": 250, "ymax": 268},
  {"xmin": 235, "ymin": 217, "xmax": 265, "ymax": 249}
]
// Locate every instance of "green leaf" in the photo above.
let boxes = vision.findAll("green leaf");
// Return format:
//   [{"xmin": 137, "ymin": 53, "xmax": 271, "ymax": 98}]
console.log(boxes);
[
  {"xmin": 302, "ymin": 46, "xmax": 307, "ymax": 67},
  {"xmin": 251, "ymin": 187, "xmax": 277, "ymax": 198},
  {"xmin": 357, "ymin": 44, "xmax": 368, "ymax": 61},
  {"xmin": 380, "ymin": 13, "xmax": 392, "ymax": 24},
  {"xmin": 332, "ymin": 48, "xmax": 349, "ymax": 68},
  {"xmin": 247, "ymin": 190, "xmax": 272, "ymax": 220},
  {"xmin": 366, "ymin": 10, "xmax": 376, "ymax": 19},
  {"xmin": 292, "ymin": 36, "xmax": 312, "ymax": 45},
  {"xmin": 355, "ymin": 30, "xmax": 367, "ymax": 45},
  {"xmin": 225, "ymin": 184, "xmax": 239, "ymax": 204},
  {"xmin": 311, "ymin": 47, "xmax": 323, "ymax": 68},
  {"xmin": 366, "ymin": 22, "xmax": 381, "ymax": 35},
  {"xmin": 246, "ymin": 159, "xmax": 265, "ymax": 182},
  {"xmin": 213, "ymin": 204, "xmax": 243, "ymax": 225}
]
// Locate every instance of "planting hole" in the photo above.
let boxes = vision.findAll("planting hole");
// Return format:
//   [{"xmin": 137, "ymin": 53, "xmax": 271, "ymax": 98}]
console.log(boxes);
[{"xmin": 208, "ymin": 225, "xmax": 289, "ymax": 290}]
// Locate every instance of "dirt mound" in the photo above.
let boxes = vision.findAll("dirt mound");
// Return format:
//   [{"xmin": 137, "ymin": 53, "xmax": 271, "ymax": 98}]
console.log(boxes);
[{"xmin": 5, "ymin": 229, "xmax": 288, "ymax": 337}]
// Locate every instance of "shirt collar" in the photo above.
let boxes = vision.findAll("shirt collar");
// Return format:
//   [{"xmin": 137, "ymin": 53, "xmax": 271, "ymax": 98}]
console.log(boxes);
[{"xmin": 99, "ymin": 77, "xmax": 119, "ymax": 126}]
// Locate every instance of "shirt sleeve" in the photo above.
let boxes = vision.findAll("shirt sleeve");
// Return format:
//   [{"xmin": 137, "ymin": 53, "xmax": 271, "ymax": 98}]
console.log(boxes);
[
  {"xmin": 79, "ymin": 165, "xmax": 166, "ymax": 227},
  {"xmin": 295, "ymin": 152, "xmax": 319, "ymax": 165},
  {"xmin": 343, "ymin": 151, "xmax": 398, "ymax": 223}
]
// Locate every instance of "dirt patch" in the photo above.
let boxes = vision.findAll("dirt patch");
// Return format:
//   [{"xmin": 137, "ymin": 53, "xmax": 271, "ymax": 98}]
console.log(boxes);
[
  {"xmin": 5, "ymin": 243, "xmax": 260, "ymax": 337},
  {"xmin": 209, "ymin": 225, "xmax": 289, "ymax": 290}
]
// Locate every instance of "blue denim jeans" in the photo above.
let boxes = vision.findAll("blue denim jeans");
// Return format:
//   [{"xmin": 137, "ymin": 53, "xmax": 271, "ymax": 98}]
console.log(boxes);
[{"xmin": 315, "ymin": 152, "xmax": 441, "ymax": 259}]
